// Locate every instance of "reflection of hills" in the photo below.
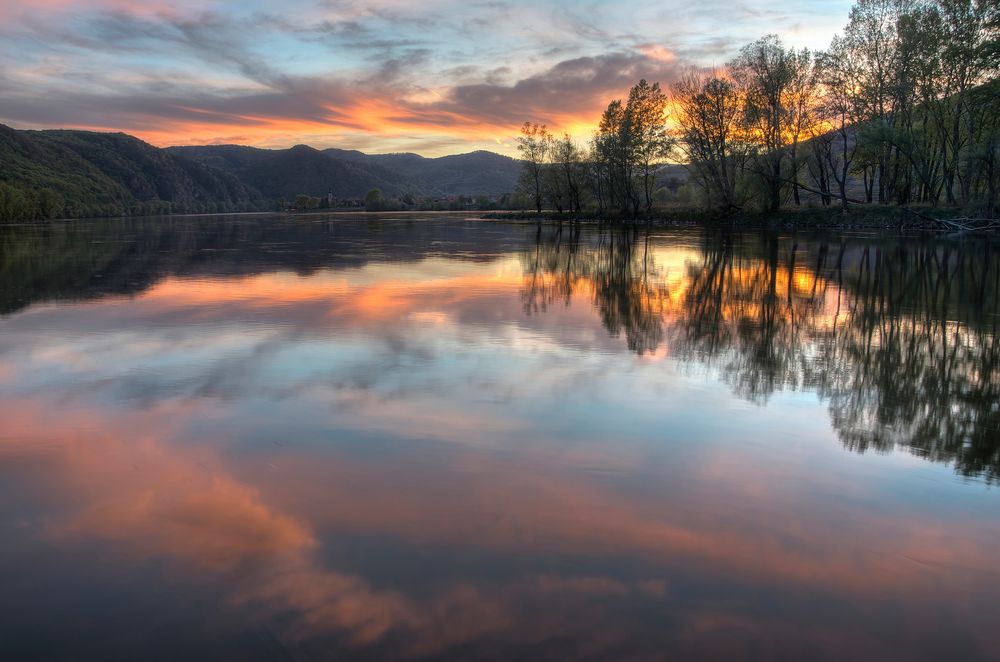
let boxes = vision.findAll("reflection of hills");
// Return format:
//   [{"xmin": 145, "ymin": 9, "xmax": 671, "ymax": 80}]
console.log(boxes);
[
  {"xmin": 0, "ymin": 215, "xmax": 531, "ymax": 315},
  {"xmin": 523, "ymin": 227, "xmax": 1000, "ymax": 481}
]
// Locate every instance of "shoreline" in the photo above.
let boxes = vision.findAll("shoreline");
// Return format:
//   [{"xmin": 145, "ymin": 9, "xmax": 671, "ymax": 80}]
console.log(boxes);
[
  {"xmin": 482, "ymin": 206, "xmax": 999, "ymax": 232},
  {"xmin": 4, "ymin": 206, "xmax": 996, "ymax": 234}
]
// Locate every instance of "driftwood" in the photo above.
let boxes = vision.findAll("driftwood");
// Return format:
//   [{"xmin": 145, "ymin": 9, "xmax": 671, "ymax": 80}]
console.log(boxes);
[
  {"xmin": 779, "ymin": 177, "xmax": 867, "ymax": 205},
  {"xmin": 902, "ymin": 207, "xmax": 1000, "ymax": 233}
]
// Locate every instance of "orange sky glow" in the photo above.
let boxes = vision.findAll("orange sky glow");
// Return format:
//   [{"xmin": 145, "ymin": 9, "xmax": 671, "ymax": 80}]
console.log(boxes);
[{"xmin": 0, "ymin": 0, "xmax": 854, "ymax": 155}]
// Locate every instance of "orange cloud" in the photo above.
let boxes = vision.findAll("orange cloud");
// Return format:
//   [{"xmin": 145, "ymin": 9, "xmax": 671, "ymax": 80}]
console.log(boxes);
[{"xmin": 637, "ymin": 44, "xmax": 677, "ymax": 62}]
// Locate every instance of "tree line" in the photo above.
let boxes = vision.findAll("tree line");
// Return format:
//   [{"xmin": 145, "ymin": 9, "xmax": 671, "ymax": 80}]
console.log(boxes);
[
  {"xmin": 517, "ymin": 0, "xmax": 999, "ymax": 217},
  {"xmin": 0, "ymin": 179, "xmax": 257, "ymax": 221}
]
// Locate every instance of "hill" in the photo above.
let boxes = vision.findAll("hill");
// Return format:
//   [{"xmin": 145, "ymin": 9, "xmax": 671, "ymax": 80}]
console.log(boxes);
[
  {"xmin": 166, "ymin": 144, "xmax": 441, "ymax": 201},
  {"xmin": 0, "ymin": 124, "xmax": 260, "ymax": 220},
  {"xmin": 325, "ymin": 149, "xmax": 521, "ymax": 196},
  {"xmin": 0, "ymin": 124, "xmax": 524, "ymax": 221}
]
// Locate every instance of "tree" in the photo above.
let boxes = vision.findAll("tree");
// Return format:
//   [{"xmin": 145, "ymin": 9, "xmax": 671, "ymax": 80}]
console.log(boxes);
[
  {"xmin": 596, "ymin": 99, "xmax": 637, "ymax": 212},
  {"xmin": 671, "ymin": 72, "xmax": 750, "ymax": 210},
  {"xmin": 551, "ymin": 133, "xmax": 584, "ymax": 213},
  {"xmin": 544, "ymin": 166, "xmax": 566, "ymax": 212},
  {"xmin": 38, "ymin": 188, "xmax": 64, "ymax": 219},
  {"xmin": 0, "ymin": 182, "xmax": 30, "ymax": 221},
  {"xmin": 816, "ymin": 38, "xmax": 867, "ymax": 210},
  {"xmin": 364, "ymin": 189, "xmax": 384, "ymax": 212},
  {"xmin": 840, "ymin": 0, "xmax": 906, "ymax": 204},
  {"xmin": 593, "ymin": 89, "xmax": 669, "ymax": 215},
  {"xmin": 786, "ymin": 48, "xmax": 820, "ymax": 205},
  {"xmin": 584, "ymin": 138, "xmax": 609, "ymax": 213},
  {"xmin": 516, "ymin": 122, "xmax": 551, "ymax": 213},
  {"xmin": 729, "ymin": 35, "xmax": 810, "ymax": 211},
  {"xmin": 933, "ymin": 0, "xmax": 999, "ymax": 204},
  {"xmin": 625, "ymin": 79, "xmax": 673, "ymax": 211},
  {"xmin": 294, "ymin": 194, "xmax": 319, "ymax": 210},
  {"xmin": 517, "ymin": 0, "xmax": 1000, "ymax": 216}
]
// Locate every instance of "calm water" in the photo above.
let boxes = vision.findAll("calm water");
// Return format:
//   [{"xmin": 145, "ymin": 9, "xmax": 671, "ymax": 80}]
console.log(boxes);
[{"xmin": 1, "ymin": 214, "xmax": 998, "ymax": 661}]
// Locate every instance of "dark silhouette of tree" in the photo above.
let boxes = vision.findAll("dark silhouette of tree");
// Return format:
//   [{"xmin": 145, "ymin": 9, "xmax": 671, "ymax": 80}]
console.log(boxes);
[
  {"xmin": 670, "ymin": 73, "xmax": 750, "ymax": 210},
  {"xmin": 729, "ymin": 36, "xmax": 812, "ymax": 211},
  {"xmin": 522, "ymin": 0, "xmax": 999, "ymax": 216},
  {"xmin": 516, "ymin": 122, "xmax": 551, "ymax": 213}
]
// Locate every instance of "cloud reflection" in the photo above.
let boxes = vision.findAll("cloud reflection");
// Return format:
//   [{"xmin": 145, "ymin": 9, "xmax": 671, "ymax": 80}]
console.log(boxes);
[{"xmin": 1, "ymin": 218, "xmax": 999, "ymax": 659}]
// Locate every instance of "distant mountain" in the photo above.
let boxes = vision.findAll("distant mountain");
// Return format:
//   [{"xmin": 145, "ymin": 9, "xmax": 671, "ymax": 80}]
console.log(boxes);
[
  {"xmin": 0, "ymin": 124, "xmax": 260, "ymax": 220},
  {"xmin": 169, "ymin": 145, "xmax": 521, "ymax": 200},
  {"xmin": 0, "ymin": 124, "xmax": 523, "ymax": 221},
  {"xmin": 166, "ymin": 144, "xmax": 441, "ymax": 200},
  {"xmin": 325, "ymin": 149, "xmax": 522, "ymax": 197}
]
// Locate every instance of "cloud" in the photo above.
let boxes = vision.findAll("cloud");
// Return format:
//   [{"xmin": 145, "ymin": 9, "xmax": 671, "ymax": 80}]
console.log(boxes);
[
  {"xmin": 421, "ymin": 52, "xmax": 684, "ymax": 128},
  {"xmin": 0, "ymin": 0, "xmax": 851, "ymax": 153},
  {"xmin": 0, "ymin": 47, "xmax": 684, "ymax": 153},
  {"xmin": 637, "ymin": 44, "xmax": 677, "ymax": 62}
]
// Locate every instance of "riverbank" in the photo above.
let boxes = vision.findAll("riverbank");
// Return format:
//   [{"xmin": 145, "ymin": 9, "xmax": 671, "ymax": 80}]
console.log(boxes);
[{"xmin": 484, "ymin": 205, "xmax": 998, "ymax": 232}]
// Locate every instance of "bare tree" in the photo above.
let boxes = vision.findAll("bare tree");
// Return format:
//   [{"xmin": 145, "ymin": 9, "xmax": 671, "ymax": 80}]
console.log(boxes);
[
  {"xmin": 625, "ymin": 79, "xmax": 673, "ymax": 212},
  {"xmin": 729, "ymin": 35, "xmax": 809, "ymax": 211},
  {"xmin": 516, "ymin": 122, "xmax": 551, "ymax": 213},
  {"xmin": 552, "ymin": 133, "xmax": 584, "ymax": 213},
  {"xmin": 671, "ymin": 71, "xmax": 750, "ymax": 210},
  {"xmin": 786, "ymin": 49, "xmax": 820, "ymax": 205},
  {"xmin": 816, "ymin": 39, "xmax": 866, "ymax": 210},
  {"xmin": 516, "ymin": 0, "xmax": 1000, "ymax": 217}
]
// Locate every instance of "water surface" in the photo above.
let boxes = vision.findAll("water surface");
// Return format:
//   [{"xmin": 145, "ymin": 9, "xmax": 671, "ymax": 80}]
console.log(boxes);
[{"xmin": 1, "ymin": 214, "xmax": 998, "ymax": 660}]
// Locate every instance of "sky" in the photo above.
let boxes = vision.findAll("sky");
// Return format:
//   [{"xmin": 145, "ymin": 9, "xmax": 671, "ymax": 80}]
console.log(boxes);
[{"xmin": 0, "ymin": 0, "xmax": 853, "ymax": 156}]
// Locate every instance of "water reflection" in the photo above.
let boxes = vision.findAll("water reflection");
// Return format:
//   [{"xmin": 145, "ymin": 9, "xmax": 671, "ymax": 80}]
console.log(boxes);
[
  {"xmin": 1, "ymin": 215, "xmax": 999, "ymax": 660},
  {"xmin": 522, "ymin": 225, "xmax": 1000, "ymax": 482}
]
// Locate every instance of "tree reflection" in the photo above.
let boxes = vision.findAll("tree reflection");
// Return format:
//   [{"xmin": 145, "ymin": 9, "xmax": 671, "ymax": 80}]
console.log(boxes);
[
  {"xmin": 521, "ymin": 225, "xmax": 667, "ymax": 354},
  {"xmin": 523, "ymin": 227, "xmax": 1000, "ymax": 481},
  {"xmin": 676, "ymin": 232, "xmax": 831, "ymax": 402},
  {"xmin": 814, "ymin": 242, "xmax": 1000, "ymax": 481}
]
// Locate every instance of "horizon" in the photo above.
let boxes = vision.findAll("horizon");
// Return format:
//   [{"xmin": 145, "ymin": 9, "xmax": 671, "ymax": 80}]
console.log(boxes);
[
  {"xmin": 0, "ymin": 0, "xmax": 852, "ymax": 158},
  {"xmin": 5, "ymin": 122, "xmax": 514, "ymax": 159},
  {"xmin": 169, "ymin": 141, "xmax": 517, "ymax": 160}
]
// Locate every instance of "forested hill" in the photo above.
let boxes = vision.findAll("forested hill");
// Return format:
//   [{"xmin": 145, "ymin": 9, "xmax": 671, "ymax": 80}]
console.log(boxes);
[
  {"xmin": 0, "ymin": 125, "xmax": 260, "ymax": 220},
  {"xmin": 169, "ymin": 145, "xmax": 522, "ymax": 199},
  {"xmin": 166, "ymin": 144, "xmax": 439, "ymax": 201},
  {"xmin": 323, "ymin": 149, "xmax": 522, "ymax": 197},
  {"xmin": 0, "ymin": 125, "xmax": 523, "ymax": 221}
]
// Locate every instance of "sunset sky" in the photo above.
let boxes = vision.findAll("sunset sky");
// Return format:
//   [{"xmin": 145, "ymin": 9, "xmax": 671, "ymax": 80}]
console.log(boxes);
[{"xmin": 0, "ymin": 0, "xmax": 852, "ymax": 156}]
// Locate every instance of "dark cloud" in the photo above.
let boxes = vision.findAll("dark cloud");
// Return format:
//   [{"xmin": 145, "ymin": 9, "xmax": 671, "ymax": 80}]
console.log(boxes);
[
  {"xmin": 0, "ymin": 0, "xmax": 846, "ymax": 151},
  {"xmin": 409, "ymin": 51, "xmax": 685, "ymax": 127},
  {"xmin": 0, "ymin": 70, "xmax": 354, "ymax": 132},
  {"xmin": 0, "ymin": 45, "xmax": 688, "ymax": 144}
]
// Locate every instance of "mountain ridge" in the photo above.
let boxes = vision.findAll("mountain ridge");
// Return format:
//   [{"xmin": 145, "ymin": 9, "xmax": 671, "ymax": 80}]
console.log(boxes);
[
  {"xmin": 0, "ymin": 124, "xmax": 523, "ymax": 220},
  {"xmin": 322, "ymin": 148, "xmax": 521, "ymax": 197},
  {"xmin": 0, "ymin": 124, "xmax": 261, "ymax": 219}
]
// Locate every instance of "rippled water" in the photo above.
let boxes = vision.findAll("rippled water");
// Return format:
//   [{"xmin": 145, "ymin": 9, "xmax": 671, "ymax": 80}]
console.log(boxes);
[{"xmin": 1, "ymin": 214, "xmax": 998, "ymax": 660}]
